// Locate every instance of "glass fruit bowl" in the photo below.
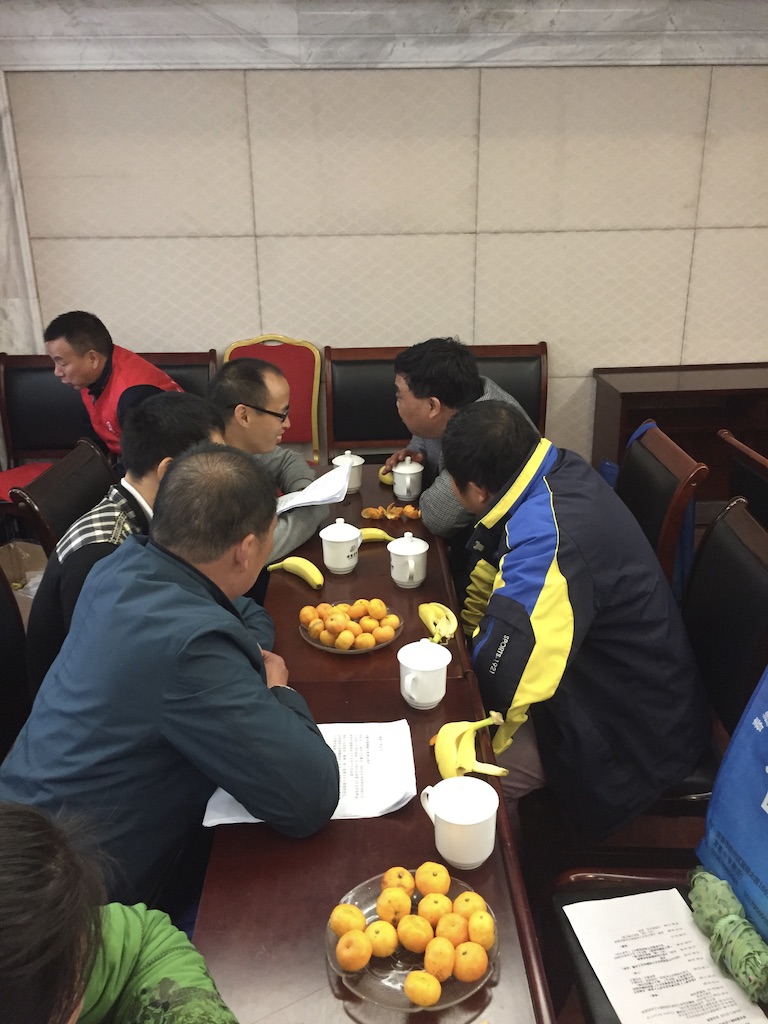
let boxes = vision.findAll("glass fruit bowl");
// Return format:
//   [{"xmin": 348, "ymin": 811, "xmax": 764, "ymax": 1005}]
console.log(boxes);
[
  {"xmin": 325, "ymin": 872, "xmax": 498, "ymax": 1011},
  {"xmin": 300, "ymin": 605, "xmax": 403, "ymax": 655}
]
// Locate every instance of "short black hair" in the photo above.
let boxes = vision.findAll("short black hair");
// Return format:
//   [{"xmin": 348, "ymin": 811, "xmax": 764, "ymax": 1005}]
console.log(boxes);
[
  {"xmin": 443, "ymin": 400, "xmax": 541, "ymax": 494},
  {"xmin": 120, "ymin": 392, "xmax": 225, "ymax": 478},
  {"xmin": 208, "ymin": 359, "xmax": 285, "ymax": 422},
  {"xmin": 151, "ymin": 442, "xmax": 277, "ymax": 562},
  {"xmin": 0, "ymin": 802, "xmax": 105, "ymax": 1024},
  {"xmin": 394, "ymin": 337, "xmax": 483, "ymax": 409},
  {"xmin": 43, "ymin": 311, "xmax": 113, "ymax": 357}
]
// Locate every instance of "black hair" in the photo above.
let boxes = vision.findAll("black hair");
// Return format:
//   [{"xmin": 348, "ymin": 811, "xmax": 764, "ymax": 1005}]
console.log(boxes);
[
  {"xmin": 0, "ymin": 802, "xmax": 105, "ymax": 1024},
  {"xmin": 43, "ymin": 311, "xmax": 113, "ymax": 357},
  {"xmin": 207, "ymin": 359, "xmax": 285, "ymax": 421},
  {"xmin": 442, "ymin": 400, "xmax": 541, "ymax": 494},
  {"xmin": 151, "ymin": 442, "xmax": 277, "ymax": 562},
  {"xmin": 394, "ymin": 337, "xmax": 483, "ymax": 409},
  {"xmin": 120, "ymin": 392, "xmax": 225, "ymax": 478}
]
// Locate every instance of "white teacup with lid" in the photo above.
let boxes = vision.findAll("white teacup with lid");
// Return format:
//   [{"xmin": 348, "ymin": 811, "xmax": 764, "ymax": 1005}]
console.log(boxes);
[
  {"xmin": 387, "ymin": 531, "xmax": 429, "ymax": 589},
  {"xmin": 392, "ymin": 456, "xmax": 424, "ymax": 502},
  {"xmin": 331, "ymin": 449, "xmax": 365, "ymax": 494},
  {"xmin": 318, "ymin": 518, "xmax": 362, "ymax": 575}
]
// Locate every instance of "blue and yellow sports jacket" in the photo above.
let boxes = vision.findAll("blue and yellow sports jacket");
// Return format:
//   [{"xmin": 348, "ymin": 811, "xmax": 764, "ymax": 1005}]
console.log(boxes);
[{"xmin": 464, "ymin": 439, "xmax": 710, "ymax": 839}]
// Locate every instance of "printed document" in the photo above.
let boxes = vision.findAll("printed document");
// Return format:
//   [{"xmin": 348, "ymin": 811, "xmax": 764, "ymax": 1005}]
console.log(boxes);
[{"xmin": 276, "ymin": 463, "xmax": 349, "ymax": 514}]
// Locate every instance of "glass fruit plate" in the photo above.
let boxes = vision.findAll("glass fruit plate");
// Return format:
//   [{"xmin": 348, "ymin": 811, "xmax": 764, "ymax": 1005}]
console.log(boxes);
[
  {"xmin": 300, "ymin": 607, "xmax": 403, "ymax": 655},
  {"xmin": 325, "ymin": 873, "xmax": 498, "ymax": 1012}
]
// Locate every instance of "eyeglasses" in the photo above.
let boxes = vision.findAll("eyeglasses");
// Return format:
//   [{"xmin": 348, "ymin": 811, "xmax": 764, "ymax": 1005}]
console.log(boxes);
[{"xmin": 230, "ymin": 402, "xmax": 290, "ymax": 423}]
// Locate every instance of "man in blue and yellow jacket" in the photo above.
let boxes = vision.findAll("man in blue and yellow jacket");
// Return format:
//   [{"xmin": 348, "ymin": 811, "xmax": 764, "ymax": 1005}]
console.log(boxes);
[{"xmin": 442, "ymin": 400, "xmax": 710, "ymax": 840}]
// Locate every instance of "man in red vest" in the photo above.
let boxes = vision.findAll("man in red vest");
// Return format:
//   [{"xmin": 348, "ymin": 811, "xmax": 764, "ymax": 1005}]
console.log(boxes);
[{"xmin": 44, "ymin": 310, "xmax": 183, "ymax": 455}]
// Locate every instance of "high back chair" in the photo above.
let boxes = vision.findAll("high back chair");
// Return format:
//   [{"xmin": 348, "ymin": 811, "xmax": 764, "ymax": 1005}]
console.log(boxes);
[
  {"xmin": 718, "ymin": 428, "xmax": 768, "ymax": 530},
  {"xmin": 614, "ymin": 420, "xmax": 709, "ymax": 590},
  {"xmin": 0, "ymin": 565, "xmax": 30, "ymax": 761},
  {"xmin": 9, "ymin": 438, "xmax": 117, "ymax": 557},
  {"xmin": 225, "ymin": 335, "xmax": 321, "ymax": 463},
  {"xmin": 472, "ymin": 343, "xmax": 548, "ymax": 433},
  {"xmin": 140, "ymin": 349, "xmax": 217, "ymax": 397}
]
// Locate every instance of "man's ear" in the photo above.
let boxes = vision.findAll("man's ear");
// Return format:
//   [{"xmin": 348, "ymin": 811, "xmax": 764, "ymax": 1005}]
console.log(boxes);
[
  {"xmin": 231, "ymin": 403, "xmax": 251, "ymax": 428},
  {"xmin": 466, "ymin": 480, "xmax": 492, "ymax": 509},
  {"xmin": 155, "ymin": 456, "xmax": 174, "ymax": 481},
  {"xmin": 426, "ymin": 396, "xmax": 443, "ymax": 418}
]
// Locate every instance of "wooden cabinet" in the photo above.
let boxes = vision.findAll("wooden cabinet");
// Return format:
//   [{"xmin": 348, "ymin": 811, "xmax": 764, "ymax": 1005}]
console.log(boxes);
[{"xmin": 592, "ymin": 364, "xmax": 768, "ymax": 501}]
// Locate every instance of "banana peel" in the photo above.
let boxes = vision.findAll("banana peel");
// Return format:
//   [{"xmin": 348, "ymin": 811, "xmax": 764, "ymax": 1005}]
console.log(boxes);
[
  {"xmin": 418, "ymin": 602, "xmax": 458, "ymax": 644},
  {"xmin": 266, "ymin": 556, "xmax": 324, "ymax": 590},
  {"xmin": 429, "ymin": 712, "xmax": 509, "ymax": 779}
]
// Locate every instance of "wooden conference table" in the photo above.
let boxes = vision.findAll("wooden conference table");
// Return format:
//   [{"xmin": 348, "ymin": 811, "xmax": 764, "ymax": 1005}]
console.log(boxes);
[{"xmin": 193, "ymin": 468, "xmax": 554, "ymax": 1024}]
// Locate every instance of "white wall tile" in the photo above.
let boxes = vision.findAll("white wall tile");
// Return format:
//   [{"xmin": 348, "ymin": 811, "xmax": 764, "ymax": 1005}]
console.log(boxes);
[
  {"xmin": 475, "ymin": 230, "xmax": 694, "ymax": 376},
  {"xmin": 257, "ymin": 234, "xmax": 475, "ymax": 347},
  {"xmin": 545, "ymin": 375, "xmax": 595, "ymax": 460},
  {"xmin": 9, "ymin": 71, "xmax": 254, "ymax": 238},
  {"xmin": 478, "ymin": 67, "xmax": 709, "ymax": 232},
  {"xmin": 698, "ymin": 67, "xmax": 768, "ymax": 228},
  {"xmin": 32, "ymin": 237, "xmax": 260, "ymax": 352},
  {"xmin": 247, "ymin": 69, "xmax": 479, "ymax": 236},
  {"xmin": 683, "ymin": 228, "xmax": 768, "ymax": 364}
]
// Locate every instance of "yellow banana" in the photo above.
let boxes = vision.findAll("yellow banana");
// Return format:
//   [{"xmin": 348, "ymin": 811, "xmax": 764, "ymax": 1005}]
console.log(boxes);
[
  {"xmin": 360, "ymin": 527, "xmax": 395, "ymax": 543},
  {"xmin": 418, "ymin": 602, "xmax": 459, "ymax": 643},
  {"xmin": 266, "ymin": 556, "xmax": 324, "ymax": 590},
  {"xmin": 378, "ymin": 466, "xmax": 394, "ymax": 486},
  {"xmin": 430, "ymin": 712, "xmax": 508, "ymax": 780}
]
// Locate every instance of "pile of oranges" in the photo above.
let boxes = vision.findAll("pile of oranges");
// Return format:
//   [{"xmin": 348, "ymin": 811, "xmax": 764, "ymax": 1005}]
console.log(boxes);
[
  {"xmin": 299, "ymin": 598, "xmax": 400, "ymax": 652},
  {"xmin": 329, "ymin": 861, "xmax": 494, "ymax": 1008}
]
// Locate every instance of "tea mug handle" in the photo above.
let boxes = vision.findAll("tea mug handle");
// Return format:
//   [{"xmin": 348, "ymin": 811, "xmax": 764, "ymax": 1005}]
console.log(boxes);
[
  {"xmin": 420, "ymin": 786, "xmax": 435, "ymax": 822},
  {"xmin": 403, "ymin": 672, "xmax": 418, "ymax": 701},
  {"xmin": 407, "ymin": 557, "xmax": 415, "ymax": 581}
]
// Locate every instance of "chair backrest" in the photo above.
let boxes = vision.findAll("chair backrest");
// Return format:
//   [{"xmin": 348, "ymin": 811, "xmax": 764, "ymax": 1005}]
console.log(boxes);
[
  {"xmin": 0, "ymin": 566, "xmax": 30, "ymax": 761},
  {"xmin": 0, "ymin": 352, "xmax": 89, "ymax": 465},
  {"xmin": 717, "ymin": 428, "xmax": 768, "ymax": 531},
  {"xmin": 614, "ymin": 420, "xmax": 709, "ymax": 584},
  {"xmin": 9, "ymin": 438, "xmax": 117, "ymax": 556},
  {"xmin": 225, "ymin": 336, "xmax": 321, "ymax": 463},
  {"xmin": 471, "ymin": 343, "xmax": 548, "ymax": 433},
  {"xmin": 139, "ymin": 349, "xmax": 218, "ymax": 398},
  {"xmin": 682, "ymin": 497, "xmax": 768, "ymax": 736}
]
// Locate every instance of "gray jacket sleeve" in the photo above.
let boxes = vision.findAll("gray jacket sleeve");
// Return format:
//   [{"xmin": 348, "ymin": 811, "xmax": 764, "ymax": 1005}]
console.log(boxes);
[{"xmin": 254, "ymin": 447, "xmax": 329, "ymax": 562}]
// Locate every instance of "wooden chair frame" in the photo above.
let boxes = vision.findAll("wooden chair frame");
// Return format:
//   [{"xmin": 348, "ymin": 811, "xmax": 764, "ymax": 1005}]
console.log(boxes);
[{"xmin": 718, "ymin": 427, "xmax": 768, "ymax": 529}]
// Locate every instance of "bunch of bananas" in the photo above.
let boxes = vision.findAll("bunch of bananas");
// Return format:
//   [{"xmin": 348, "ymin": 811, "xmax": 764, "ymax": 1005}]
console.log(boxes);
[
  {"xmin": 430, "ymin": 712, "xmax": 509, "ymax": 779},
  {"xmin": 267, "ymin": 556, "xmax": 324, "ymax": 590},
  {"xmin": 418, "ymin": 602, "xmax": 458, "ymax": 644}
]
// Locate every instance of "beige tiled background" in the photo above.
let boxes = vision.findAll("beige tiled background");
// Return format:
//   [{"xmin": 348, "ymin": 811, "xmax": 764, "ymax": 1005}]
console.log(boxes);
[{"xmin": 7, "ymin": 65, "xmax": 768, "ymax": 459}]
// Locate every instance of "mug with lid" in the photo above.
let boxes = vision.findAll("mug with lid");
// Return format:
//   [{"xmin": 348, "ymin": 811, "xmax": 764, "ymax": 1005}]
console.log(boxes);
[
  {"xmin": 387, "ymin": 531, "xmax": 429, "ymax": 588},
  {"xmin": 331, "ymin": 449, "xmax": 365, "ymax": 494},
  {"xmin": 392, "ymin": 456, "xmax": 424, "ymax": 501},
  {"xmin": 318, "ymin": 518, "xmax": 362, "ymax": 575}
]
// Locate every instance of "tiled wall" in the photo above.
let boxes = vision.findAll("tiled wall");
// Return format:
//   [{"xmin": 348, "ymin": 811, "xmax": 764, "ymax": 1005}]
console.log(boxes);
[{"xmin": 8, "ymin": 66, "xmax": 768, "ymax": 458}]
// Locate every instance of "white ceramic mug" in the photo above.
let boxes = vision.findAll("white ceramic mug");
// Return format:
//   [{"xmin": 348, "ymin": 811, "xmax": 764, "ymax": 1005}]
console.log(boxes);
[
  {"xmin": 331, "ymin": 449, "xmax": 365, "ymax": 495},
  {"xmin": 392, "ymin": 456, "xmax": 424, "ymax": 502},
  {"xmin": 318, "ymin": 518, "xmax": 362, "ymax": 575},
  {"xmin": 397, "ymin": 639, "xmax": 451, "ymax": 710},
  {"xmin": 420, "ymin": 776, "xmax": 499, "ymax": 870},
  {"xmin": 387, "ymin": 532, "xmax": 429, "ymax": 589}
]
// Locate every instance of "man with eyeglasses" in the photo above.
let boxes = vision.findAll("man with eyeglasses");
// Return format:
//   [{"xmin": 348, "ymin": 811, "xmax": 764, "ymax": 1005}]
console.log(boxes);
[{"xmin": 208, "ymin": 359, "xmax": 328, "ymax": 566}]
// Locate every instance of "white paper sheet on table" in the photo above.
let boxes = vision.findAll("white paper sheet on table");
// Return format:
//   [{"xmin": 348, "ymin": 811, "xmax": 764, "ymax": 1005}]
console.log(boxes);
[
  {"xmin": 276, "ymin": 463, "xmax": 349, "ymax": 514},
  {"xmin": 203, "ymin": 719, "xmax": 416, "ymax": 826},
  {"xmin": 564, "ymin": 888, "xmax": 766, "ymax": 1024}
]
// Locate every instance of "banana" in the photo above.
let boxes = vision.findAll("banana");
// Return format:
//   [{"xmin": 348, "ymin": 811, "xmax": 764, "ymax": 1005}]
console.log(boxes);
[
  {"xmin": 266, "ymin": 556, "xmax": 324, "ymax": 590},
  {"xmin": 429, "ymin": 712, "xmax": 509, "ymax": 780},
  {"xmin": 378, "ymin": 466, "xmax": 394, "ymax": 486},
  {"xmin": 360, "ymin": 527, "xmax": 396, "ymax": 543},
  {"xmin": 418, "ymin": 602, "xmax": 459, "ymax": 643}
]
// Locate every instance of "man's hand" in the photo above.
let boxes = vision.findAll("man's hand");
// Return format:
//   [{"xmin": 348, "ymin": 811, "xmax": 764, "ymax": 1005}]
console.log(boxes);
[
  {"xmin": 262, "ymin": 649, "xmax": 290, "ymax": 689},
  {"xmin": 384, "ymin": 449, "xmax": 425, "ymax": 473}
]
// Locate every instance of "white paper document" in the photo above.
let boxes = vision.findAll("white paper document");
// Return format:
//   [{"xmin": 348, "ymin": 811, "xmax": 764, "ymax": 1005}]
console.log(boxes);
[
  {"xmin": 276, "ymin": 464, "xmax": 349, "ymax": 514},
  {"xmin": 203, "ymin": 719, "xmax": 417, "ymax": 826},
  {"xmin": 564, "ymin": 889, "xmax": 766, "ymax": 1024}
]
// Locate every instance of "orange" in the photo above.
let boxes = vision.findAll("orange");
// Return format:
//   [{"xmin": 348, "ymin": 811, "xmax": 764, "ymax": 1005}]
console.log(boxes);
[
  {"xmin": 415, "ymin": 861, "xmax": 451, "ymax": 896},
  {"xmin": 348, "ymin": 599, "xmax": 369, "ymax": 620},
  {"xmin": 381, "ymin": 866, "xmax": 415, "ymax": 897},
  {"xmin": 318, "ymin": 629, "xmax": 336, "ymax": 648},
  {"xmin": 333, "ymin": 602, "xmax": 351, "ymax": 615},
  {"xmin": 376, "ymin": 886, "xmax": 412, "ymax": 925},
  {"xmin": 372, "ymin": 624, "xmax": 395, "ymax": 645},
  {"xmin": 353, "ymin": 632, "xmax": 377, "ymax": 651},
  {"xmin": 299, "ymin": 605, "xmax": 318, "ymax": 626},
  {"xmin": 329, "ymin": 903, "xmax": 367, "ymax": 937},
  {"xmin": 453, "ymin": 940, "xmax": 488, "ymax": 983},
  {"xmin": 364, "ymin": 919, "xmax": 399, "ymax": 957},
  {"xmin": 424, "ymin": 936, "xmax": 455, "ymax": 982},
  {"xmin": 335, "ymin": 629, "xmax": 356, "ymax": 651},
  {"xmin": 325, "ymin": 612, "xmax": 350, "ymax": 636},
  {"xmin": 315, "ymin": 602, "xmax": 333, "ymax": 620},
  {"xmin": 403, "ymin": 970, "xmax": 441, "ymax": 1008},
  {"xmin": 417, "ymin": 892, "xmax": 452, "ymax": 928},
  {"xmin": 336, "ymin": 929, "xmax": 373, "ymax": 972},
  {"xmin": 468, "ymin": 909, "xmax": 495, "ymax": 950},
  {"xmin": 346, "ymin": 620, "xmax": 363, "ymax": 637},
  {"xmin": 379, "ymin": 613, "xmax": 400, "ymax": 631},
  {"xmin": 397, "ymin": 914, "xmax": 434, "ymax": 954},
  {"xmin": 307, "ymin": 618, "xmax": 325, "ymax": 640},
  {"xmin": 435, "ymin": 912, "xmax": 469, "ymax": 947},
  {"xmin": 452, "ymin": 891, "xmax": 487, "ymax": 920},
  {"xmin": 358, "ymin": 615, "xmax": 380, "ymax": 634},
  {"xmin": 368, "ymin": 598, "xmax": 387, "ymax": 620}
]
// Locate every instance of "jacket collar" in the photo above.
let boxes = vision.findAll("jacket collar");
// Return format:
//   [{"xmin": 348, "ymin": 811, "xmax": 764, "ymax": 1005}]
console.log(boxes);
[{"xmin": 478, "ymin": 438, "xmax": 557, "ymax": 531}]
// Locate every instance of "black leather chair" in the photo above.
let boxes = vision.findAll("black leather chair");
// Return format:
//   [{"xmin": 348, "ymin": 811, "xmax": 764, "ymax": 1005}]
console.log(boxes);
[
  {"xmin": 0, "ymin": 566, "xmax": 30, "ymax": 761},
  {"xmin": 9, "ymin": 438, "xmax": 117, "ymax": 556},
  {"xmin": 718, "ymin": 428, "xmax": 768, "ymax": 531},
  {"xmin": 472, "ymin": 343, "xmax": 548, "ymax": 433},
  {"xmin": 141, "ymin": 349, "xmax": 218, "ymax": 398}
]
